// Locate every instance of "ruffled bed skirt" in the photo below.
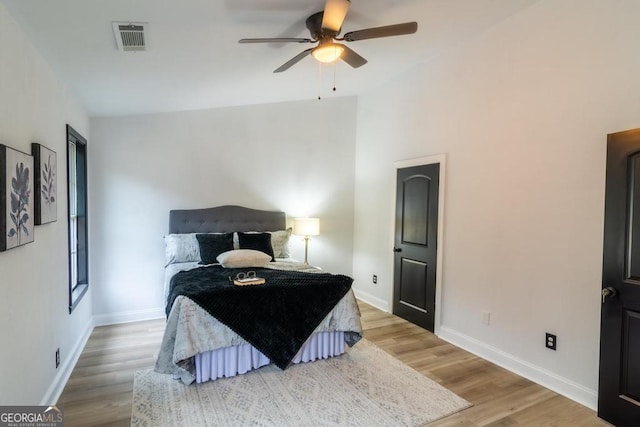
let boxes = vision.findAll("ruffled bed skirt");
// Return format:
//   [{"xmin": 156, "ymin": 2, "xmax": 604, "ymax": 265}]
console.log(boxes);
[{"xmin": 194, "ymin": 331, "xmax": 345, "ymax": 383}]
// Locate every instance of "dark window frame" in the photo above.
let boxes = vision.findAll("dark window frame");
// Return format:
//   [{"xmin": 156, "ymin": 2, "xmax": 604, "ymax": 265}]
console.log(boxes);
[{"xmin": 67, "ymin": 124, "xmax": 88, "ymax": 313}]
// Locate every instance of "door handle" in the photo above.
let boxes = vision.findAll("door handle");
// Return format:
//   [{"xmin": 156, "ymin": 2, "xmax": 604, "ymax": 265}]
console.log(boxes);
[
  {"xmin": 602, "ymin": 287, "xmax": 617, "ymax": 304},
  {"xmin": 393, "ymin": 247, "xmax": 402, "ymax": 253}
]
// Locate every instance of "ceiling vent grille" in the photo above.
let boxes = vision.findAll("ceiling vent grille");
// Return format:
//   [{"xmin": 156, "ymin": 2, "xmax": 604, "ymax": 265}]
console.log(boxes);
[{"xmin": 112, "ymin": 22, "xmax": 146, "ymax": 52}]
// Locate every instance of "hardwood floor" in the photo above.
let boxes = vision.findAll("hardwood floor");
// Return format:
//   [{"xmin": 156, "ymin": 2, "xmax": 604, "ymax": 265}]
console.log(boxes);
[{"xmin": 57, "ymin": 301, "xmax": 608, "ymax": 426}]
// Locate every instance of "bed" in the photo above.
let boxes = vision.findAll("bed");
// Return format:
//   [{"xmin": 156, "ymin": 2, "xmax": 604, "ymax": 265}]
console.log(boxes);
[{"xmin": 154, "ymin": 205, "xmax": 363, "ymax": 384}]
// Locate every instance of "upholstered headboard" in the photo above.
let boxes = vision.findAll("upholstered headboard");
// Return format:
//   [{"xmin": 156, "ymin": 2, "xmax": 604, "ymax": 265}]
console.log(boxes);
[{"xmin": 168, "ymin": 205, "xmax": 286, "ymax": 234}]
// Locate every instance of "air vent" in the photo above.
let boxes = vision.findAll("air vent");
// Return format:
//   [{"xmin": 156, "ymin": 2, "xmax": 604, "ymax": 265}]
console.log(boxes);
[{"xmin": 112, "ymin": 22, "xmax": 146, "ymax": 52}]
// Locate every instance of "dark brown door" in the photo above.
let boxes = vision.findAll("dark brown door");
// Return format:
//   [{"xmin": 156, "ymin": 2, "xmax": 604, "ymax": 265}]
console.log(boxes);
[
  {"xmin": 393, "ymin": 164, "xmax": 439, "ymax": 332},
  {"xmin": 599, "ymin": 128, "xmax": 640, "ymax": 425}
]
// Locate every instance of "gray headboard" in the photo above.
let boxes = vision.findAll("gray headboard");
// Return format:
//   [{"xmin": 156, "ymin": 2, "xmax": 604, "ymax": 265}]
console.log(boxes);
[{"xmin": 169, "ymin": 205, "xmax": 286, "ymax": 234}]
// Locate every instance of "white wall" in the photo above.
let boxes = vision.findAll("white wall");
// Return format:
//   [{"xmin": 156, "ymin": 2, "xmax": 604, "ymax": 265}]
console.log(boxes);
[
  {"xmin": 352, "ymin": 0, "xmax": 640, "ymax": 409},
  {"xmin": 89, "ymin": 97, "xmax": 357, "ymax": 320},
  {"xmin": 0, "ymin": 3, "xmax": 91, "ymax": 404}
]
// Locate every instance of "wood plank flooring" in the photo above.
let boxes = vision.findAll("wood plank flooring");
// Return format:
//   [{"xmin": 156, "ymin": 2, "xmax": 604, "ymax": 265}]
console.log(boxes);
[{"xmin": 57, "ymin": 301, "xmax": 608, "ymax": 426}]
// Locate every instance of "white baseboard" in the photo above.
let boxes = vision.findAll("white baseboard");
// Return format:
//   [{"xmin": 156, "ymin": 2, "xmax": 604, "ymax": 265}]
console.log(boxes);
[
  {"xmin": 39, "ymin": 308, "xmax": 164, "ymax": 405},
  {"xmin": 353, "ymin": 289, "xmax": 389, "ymax": 313},
  {"xmin": 40, "ymin": 322, "xmax": 93, "ymax": 406},
  {"xmin": 437, "ymin": 326, "xmax": 598, "ymax": 410},
  {"xmin": 93, "ymin": 307, "xmax": 165, "ymax": 327}
]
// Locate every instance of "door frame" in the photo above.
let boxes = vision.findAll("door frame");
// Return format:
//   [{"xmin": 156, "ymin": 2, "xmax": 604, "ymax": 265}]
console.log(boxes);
[{"xmin": 390, "ymin": 154, "xmax": 446, "ymax": 334}]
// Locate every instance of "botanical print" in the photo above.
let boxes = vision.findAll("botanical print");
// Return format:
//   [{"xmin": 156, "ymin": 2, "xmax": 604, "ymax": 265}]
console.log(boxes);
[
  {"xmin": 32, "ymin": 143, "xmax": 57, "ymax": 225},
  {"xmin": 2, "ymin": 145, "xmax": 34, "ymax": 251},
  {"xmin": 41, "ymin": 154, "xmax": 56, "ymax": 207},
  {"xmin": 8, "ymin": 161, "xmax": 31, "ymax": 244}
]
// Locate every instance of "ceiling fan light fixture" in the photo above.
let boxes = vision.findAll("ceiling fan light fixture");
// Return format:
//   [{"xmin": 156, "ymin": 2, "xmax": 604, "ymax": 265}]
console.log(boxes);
[{"xmin": 312, "ymin": 43, "xmax": 345, "ymax": 63}]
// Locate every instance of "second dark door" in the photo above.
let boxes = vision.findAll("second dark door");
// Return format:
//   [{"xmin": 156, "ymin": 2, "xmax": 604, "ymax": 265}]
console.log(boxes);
[
  {"xmin": 393, "ymin": 163, "xmax": 440, "ymax": 332},
  {"xmin": 598, "ymin": 128, "xmax": 640, "ymax": 425}
]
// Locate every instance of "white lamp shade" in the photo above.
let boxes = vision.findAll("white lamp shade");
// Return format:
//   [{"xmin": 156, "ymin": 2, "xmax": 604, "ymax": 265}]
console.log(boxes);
[{"xmin": 293, "ymin": 218, "xmax": 320, "ymax": 236}]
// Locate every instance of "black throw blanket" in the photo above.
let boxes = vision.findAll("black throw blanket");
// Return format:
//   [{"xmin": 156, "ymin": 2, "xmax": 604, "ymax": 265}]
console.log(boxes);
[{"xmin": 167, "ymin": 266, "xmax": 353, "ymax": 369}]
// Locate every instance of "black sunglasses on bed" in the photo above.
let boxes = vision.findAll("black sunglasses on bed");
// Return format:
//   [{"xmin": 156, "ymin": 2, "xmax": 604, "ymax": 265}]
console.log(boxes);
[
  {"xmin": 236, "ymin": 271, "xmax": 256, "ymax": 280},
  {"xmin": 229, "ymin": 271, "xmax": 257, "ymax": 282}
]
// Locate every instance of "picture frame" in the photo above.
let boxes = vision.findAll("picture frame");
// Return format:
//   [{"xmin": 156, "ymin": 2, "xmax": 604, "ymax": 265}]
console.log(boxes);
[
  {"xmin": 32, "ymin": 143, "xmax": 57, "ymax": 225},
  {"xmin": 0, "ymin": 144, "xmax": 35, "ymax": 252}
]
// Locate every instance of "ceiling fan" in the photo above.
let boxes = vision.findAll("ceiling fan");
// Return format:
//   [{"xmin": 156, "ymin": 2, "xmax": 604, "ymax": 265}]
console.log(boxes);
[{"xmin": 238, "ymin": 0, "xmax": 418, "ymax": 73}]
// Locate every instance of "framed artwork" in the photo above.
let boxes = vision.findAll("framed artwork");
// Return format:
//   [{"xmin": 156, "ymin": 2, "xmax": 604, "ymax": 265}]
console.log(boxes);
[
  {"xmin": 32, "ymin": 143, "xmax": 57, "ymax": 225},
  {"xmin": 0, "ymin": 144, "xmax": 35, "ymax": 252}
]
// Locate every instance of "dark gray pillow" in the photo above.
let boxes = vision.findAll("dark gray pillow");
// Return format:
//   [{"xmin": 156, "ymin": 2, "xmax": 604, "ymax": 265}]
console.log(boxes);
[
  {"xmin": 196, "ymin": 233, "xmax": 234, "ymax": 264},
  {"xmin": 237, "ymin": 232, "xmax": 275, "ymax": 261}
]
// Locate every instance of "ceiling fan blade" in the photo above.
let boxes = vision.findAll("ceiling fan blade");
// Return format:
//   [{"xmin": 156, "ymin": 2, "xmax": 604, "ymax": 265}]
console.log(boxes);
[
  {"xmin": 274, "ymin": 48, "xmax": 314, "ymax": 73},
  {"xmin": 340, "ymin": 45, "xmax": 367, "ymax": 68},
  {"xmin": 321, "ymin": 0, "xmax": 350, "ymax": 32},
  {"xmin": 239, "ymin": 38, "xmax": 313, "ymax": 44},
  {"xmin": 343, "ymin": 22, "xmax": 418, "ymax": 42}
]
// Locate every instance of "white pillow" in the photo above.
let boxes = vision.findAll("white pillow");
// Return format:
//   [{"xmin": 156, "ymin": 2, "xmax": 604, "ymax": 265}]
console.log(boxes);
[
  {"xmin": 270, "ymin": 228, "xmax": 292, "ymax": 258},
  {"xmin": 216, "ymin": 249, "xmax": 272, "ymax": 268},
  {"xmin": 164, "ymin": 233, "xmax": 200, "ymax": 266}
]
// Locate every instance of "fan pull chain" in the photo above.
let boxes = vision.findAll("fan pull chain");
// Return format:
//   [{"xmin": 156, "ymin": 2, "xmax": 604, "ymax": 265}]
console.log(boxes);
[
  {"xmin": 317, "ymin": 61, "xmax": 323, "ymax": 100},
  {"xmin": 333, "ymin": 59, "xmax": 337, "ymax": 92}
]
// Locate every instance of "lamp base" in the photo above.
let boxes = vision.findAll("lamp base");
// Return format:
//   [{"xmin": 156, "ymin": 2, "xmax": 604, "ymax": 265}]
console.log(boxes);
[{"xmin": 303, "ymin": 236, "xmax": 310, "ymax": 265}]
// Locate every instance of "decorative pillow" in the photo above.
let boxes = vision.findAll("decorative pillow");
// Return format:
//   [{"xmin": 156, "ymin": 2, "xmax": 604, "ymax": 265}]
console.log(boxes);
[
  {"xmin": 237, "ymin": 232, "xmax": 275, "ymax": 261},
  {"xmin": 164, "ymin": 233, "xmax": 200, "ymax": 266},
  {"xmin": 216, "ymin": 249, "xmax": 272, "ymax": 268},
  {"xmin": 196, "ymin": 233, "xmax": 234, "ymax": 264},
  {"xmin": 269, "ymin": 228, "xmax": 292, "ymax": 258}
]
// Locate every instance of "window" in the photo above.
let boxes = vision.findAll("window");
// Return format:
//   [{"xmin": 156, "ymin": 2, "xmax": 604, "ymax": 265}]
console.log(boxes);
[{"xmin": 67, "ymin": 125, "xmax": 88, "ymax": 313}]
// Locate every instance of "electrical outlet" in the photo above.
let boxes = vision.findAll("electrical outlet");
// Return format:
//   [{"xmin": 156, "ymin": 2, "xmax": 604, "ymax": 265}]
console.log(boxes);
[
  {"xmin": 372, "ymin": 275, "xmax": 377, "ymax": 284},
  {"xmin": 545, "ymin": 333, "xmax": 557, "ymax": 351},
  {"xmin": 55, "ymin": 348, "xmax": 60, "ymax": 368}
]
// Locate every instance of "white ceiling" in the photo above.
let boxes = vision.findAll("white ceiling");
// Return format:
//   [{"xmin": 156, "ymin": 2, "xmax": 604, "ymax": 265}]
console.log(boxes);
[{"xmin": 2, "ymin": 0, "xmax": 538, "ymax": 117}]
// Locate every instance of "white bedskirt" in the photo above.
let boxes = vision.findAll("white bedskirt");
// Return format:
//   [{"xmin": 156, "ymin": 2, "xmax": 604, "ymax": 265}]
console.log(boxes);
[{"xmin": 194, "ymin": 331, "xmax": 345, "ymax": 383}]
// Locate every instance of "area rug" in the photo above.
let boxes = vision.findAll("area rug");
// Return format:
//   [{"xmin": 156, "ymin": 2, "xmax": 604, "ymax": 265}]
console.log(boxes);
[{"xmin": 131, "ymin": 339, "xmax": 471, "ymax": 426}]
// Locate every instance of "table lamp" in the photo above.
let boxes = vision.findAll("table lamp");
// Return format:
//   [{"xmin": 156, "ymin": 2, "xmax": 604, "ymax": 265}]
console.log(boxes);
[{"xmin": 293, "ymin": 218, "xmax": 320, "ymax": 265}]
